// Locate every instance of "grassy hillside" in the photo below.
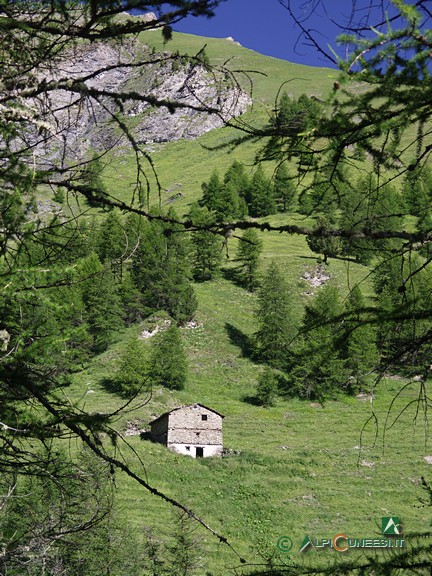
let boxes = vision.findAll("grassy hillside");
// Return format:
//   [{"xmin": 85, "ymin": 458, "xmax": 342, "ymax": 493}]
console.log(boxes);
[
  {"xmin": 103, "ymin": 30, "xmax": 335, "ymax": 212},
  {"xmin": 69, "ymin": 240, "xmax": 430, "ymax": 573},
  {"xmin": 70, "ymin": 272, "xmax": 431, "ymax": 572},
  {"xmin": 69, "ymin": 32, "xmax": 432, "ymax": 574}
]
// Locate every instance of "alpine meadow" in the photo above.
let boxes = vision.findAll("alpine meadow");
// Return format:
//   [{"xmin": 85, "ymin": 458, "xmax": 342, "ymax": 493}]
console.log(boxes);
[{"xmin": 2, "ymin": 1, "xmax": 432, "ymax": 575}]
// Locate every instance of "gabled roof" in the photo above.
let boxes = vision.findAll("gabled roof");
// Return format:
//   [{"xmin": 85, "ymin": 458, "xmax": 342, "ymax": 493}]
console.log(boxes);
[{"xmin": 149, "ymin": 403, "xmax": 224, "ymax": 425}]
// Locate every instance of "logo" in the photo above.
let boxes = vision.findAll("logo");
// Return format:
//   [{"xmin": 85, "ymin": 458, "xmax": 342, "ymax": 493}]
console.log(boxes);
[
  {"xmin": 276, "ymin": 536, "xmax": 293, "ymax": 552},
  {"xmin": 382, "ymin": 517, "xmax": 402, "ymax": 535},
  {"xmin": 299, "ymin": 535, "xmax": 313, "ymax": 552},
  {"xmin": 278, "ymin": 517, "xmax": 405, "ymax": 555}
]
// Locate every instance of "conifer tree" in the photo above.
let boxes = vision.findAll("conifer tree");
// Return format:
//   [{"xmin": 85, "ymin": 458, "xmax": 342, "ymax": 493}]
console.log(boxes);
[
  {"xmin": 96, "ymin": 211, "xmax": 126, "ymax": 280},
  {"xmin": 255, "ymin": 367, "xmax": 278, "ymax": 407},
  {"xmin": 273, "ymin": 162, "xmax": 296, "ymax": 212},
  {"xmin": 79, "ymin": 253, "xmax": 123, "ymax": 352},
  {"xmin": 189, "ymin": 204, "xmax": 223, "ymax": 281},
  {"xmin": 52, "ymin": 279, "xmax": 93, "ymax": 369},
  {"xmin": 403, "ymin": 164, "xmax": 432, "ymax": 217},
  {"xmin": 97, "ymin": 211, "xmax": 125, "ymax": 262},
  {"xmin": 118, "ymin": 271, "xmax": 145, "ymax": 326},
  {"xmin": 200, "ymin": 169, "xmax": 222, "ymax": 212},
  {"xmin": 259, "ymin": 91, "xmax": 322, "ymax": 164},
  {"xmin": 236, "ymin": 229, "xmax": 263, "ymax": 291},
  {"xmin": 373, "ymin": 254, "xmax": 432, "ymax": 371},
  {"xmin": 248, "ymin": 165, "xmax": 276, "ymax": 217},
  {"xmin": 308, "ymin": 166, "xmax": 349, "ymax": 222},
  {"xmin": 131, "ymin": 213, "xmax": 197, "ymax": 323},
  {"xmin": 417, "ymin": 208, "xmax": 432, "ymax": 259},
  {"xmin": 308, "ymin": 180, "xmax": 339, "ymax": 222},
  {"xmin": 223, "ymin": 160, "xmax": 250, "ymax": 215},
  {"xmin": 164, "ymin": 511, "xmax": 205, "ymax": 576},
  {"xmin": 306, "ymin": 216, "xmax": 341, "ymax": 263},
  {"xmin": 115, "ymin": 335, "xmax": 149, "ymax": 397},
  {"xmin": 81, "ymin": 154, "xmax": 111, "ymax": 208},
  {"xmin": 291, "ymin": 283, "xmax": 347, "ymax": 400},
  {"xmin": 342, "ymin": 286, "xmax": 378, "ymax": 392},
  {"xmin": 87, "ymin": 269, "xmax": 124, "ymax": 352},
  {"xmin": 149, "ymin": 323, "xmax": 187, "ymax": 390},
  {"xmin": 222, "ymin": 180, "xmax": 247, "ymax": 219},
  {"xmin": 255, "ymin": 261, "xmax": 299, "ymax": 368},
  {"xmin": 340, "ymin": 175, "xmax": 403, "ymax": 264},
  {"xmin": 200, "ymin": 170, "xmax": 240, "ymax": 221}
]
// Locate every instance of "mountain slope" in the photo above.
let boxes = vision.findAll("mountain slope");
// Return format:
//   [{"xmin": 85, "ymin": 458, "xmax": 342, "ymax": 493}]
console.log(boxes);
[{"xmin": 56, "ymin": 30, "xmax": 431, "ymax": 574}]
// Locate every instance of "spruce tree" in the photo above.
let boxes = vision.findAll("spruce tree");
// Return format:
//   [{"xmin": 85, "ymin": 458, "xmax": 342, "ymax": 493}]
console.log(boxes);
[
  {"xmin": 417, "ymin": 208, "xmax": 432, "ymax": 259},
  {"xmin": 164, "ymin": 511, "xmax": 205, "ymax": 576},
  {"xmin": 291, "ymin": 283, "xmax": 347, "ymax": 400},
  {"xmin": 81, "ymin": 154, "xmax": 110, "ymax": 208},
  {"xmin": 373, "ymin": 254, "xmax": 432, "ymax": 372},
  {"xmin": 259, "ymin": 91, "xmax": 322, "ymax": 164},
  {"xmin": 308, "ymin": 166, "xmax": 349, "ymax": 221},
  {"xmin": 342, "ymin": 285, "xmax": 378, "ymax": 392},
  {"xmin": 87, "ymin": 269, "xmax": 124, "ymax": 352},
  {"xmin": 273, "ymin": 162, "xmax": 296, "ymax": 212},
  {"xmin": 340, "ymin": 175, "xmax": 403, "ymax": 264},
  {"xmin": 255, "ymin": 367, "xmax": 278, "ymax": 407},
  {"xmin": 306, "ymin": 216, "xmax": 341, "ymax": 263},
  {"xmin": 308, "ymin": 179, "xmax": 338, "ymax": 222},
  {"xmin": 236, "ymin": 228, "xmax": 263, "ymax": 291},
  {"xmin": 96, "ymin": 211, "xmax": 126, "ymax": 280},
  {"xmin": 200, "ymin": 170, "xmax": 240, "ymax": 221},
  {"xmin": 115, "ymin": 335, "xmax": 149, "ymax": 397},
  {"xmin": 403, "ymin": 164, "xmax": 432, "ymax": 217},
  {"xmin": 255, "ymin": 261, "xmax": 299, "ymax": 368},
  {"xmin": 97, "ymin": 211, "xmax": 125, "ymax": 262},
  {"xmin": 79, "ymin": 253, "xmax": 124, "ymax": 352},
  {"xmin": 223, "ymin": 160, "xmax": 250, "ymax": 215},
  {"xmin": 149, "ymin": 323, "xmax": 187, "ymax": 390},
  {"xmin": 248, "ymin": 165, "xmax": 276, "ymax": 217},
  {"xmin": 221, "ymin": 180, "xmax": 245, "ymax": 219},
  {"xmin": 131, "ymin": 212, "xmax": 197, "ymax": 323},
  {"xmin": 200, "ymin": 170, "xmax": 223, "ymax": 213},
  {"xmin": 189, "ymin": 203, "xmax": 223, "ymax": 280},
  {"xmin": 118, "ymin": 271, "xmax": 144, "ymax": 326}
]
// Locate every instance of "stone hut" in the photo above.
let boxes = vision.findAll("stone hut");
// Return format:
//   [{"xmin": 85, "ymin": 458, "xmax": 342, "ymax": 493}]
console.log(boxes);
[{"xmin": 149, "ymin": 404, "xmax": 224, "ymax": 458}]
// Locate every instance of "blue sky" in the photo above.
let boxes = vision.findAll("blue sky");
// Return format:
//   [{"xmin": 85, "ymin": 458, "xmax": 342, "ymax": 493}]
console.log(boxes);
[
  {"xmin": 172, "ymin": 0, "xmax": 421, "ymax": 68},
  {"xmin": 173, "ymin": 0, "xmax": 353, "ymax": 68}
]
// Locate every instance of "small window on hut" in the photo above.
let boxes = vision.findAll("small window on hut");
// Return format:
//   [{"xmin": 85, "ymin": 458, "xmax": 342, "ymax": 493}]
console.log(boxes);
[
  {"xmin": 186, "ymin": 446, "xmax": 190, "ymax": 451},
  {"xmin": 201, "ymin": 414, "xmax": 208, "ymax": 421}
]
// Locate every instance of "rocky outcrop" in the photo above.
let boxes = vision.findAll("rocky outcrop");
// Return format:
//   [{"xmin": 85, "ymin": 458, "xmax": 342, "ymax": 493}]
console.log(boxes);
[
  {"xmin": 32, "ymin": 37, "xmax": 251, "ymax": 160},
  {"xmin": 225, "ymin": 36, "xmax": 242, "ymax": 47},
  {"xmin": 127, "ymin": 59, "xmax": 250, "ymax": 144}
]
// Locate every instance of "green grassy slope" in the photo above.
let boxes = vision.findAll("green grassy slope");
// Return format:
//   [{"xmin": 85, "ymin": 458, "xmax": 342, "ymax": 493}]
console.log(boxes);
[
  {"xmin": 71, "ymin": 272, "xmax": 431, "ymax": 572},
  {"xmin": 71, "ymin": 32, "xmax": 431, "ymax": 573},
  {"xmin": 70, "ymin": 238, "xmax": 429, "ymax": 573},
  {"xmin": 104, "ymin": 30, "xmax": 335, "ymax": 212}
]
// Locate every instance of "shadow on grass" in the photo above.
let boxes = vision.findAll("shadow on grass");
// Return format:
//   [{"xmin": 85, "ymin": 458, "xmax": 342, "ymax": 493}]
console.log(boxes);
[
  {"xmin": 241, "ymin": 369, "xmax": 294, "ymax": 405},
  {"xmin": 225, "ymin": 322, "xmax": 255, "ymax": 359},
  {"xmin": 241, "ymin": 393, "xmax": 261, "ymax": 406},
  {"xmin": 298, "ymin": 254, "xmax": 358, "ymax": 264},
  {"xmin": 220, "ymin": 266, "xmax": 246, "ymax": 289},
  {"xmin": 100, "ymin": 376, "xmax": 121, "ymax": 395}
]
